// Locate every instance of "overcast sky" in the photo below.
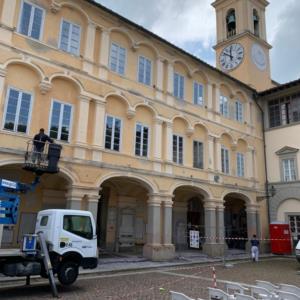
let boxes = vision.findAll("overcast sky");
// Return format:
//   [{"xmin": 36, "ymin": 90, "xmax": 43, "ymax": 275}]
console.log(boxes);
[{"xmin": 95, "ymin": 0, "xmax": 300, "ymax": 84}]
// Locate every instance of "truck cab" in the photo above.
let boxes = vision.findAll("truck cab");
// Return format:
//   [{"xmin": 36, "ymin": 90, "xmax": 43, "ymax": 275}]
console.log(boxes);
[
  {"xmin": 0, "ymin": 209, "xmax": 98, "ymax": 286},
  {"xmin": 35, "ymin": 209, "xmax": 98, "ymax": 284}
]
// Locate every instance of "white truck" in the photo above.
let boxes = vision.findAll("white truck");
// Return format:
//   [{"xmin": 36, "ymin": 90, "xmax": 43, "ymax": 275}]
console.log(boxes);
[{"xmin": 0, "ymin": 209, "xmax": 98, "ymax": 286}]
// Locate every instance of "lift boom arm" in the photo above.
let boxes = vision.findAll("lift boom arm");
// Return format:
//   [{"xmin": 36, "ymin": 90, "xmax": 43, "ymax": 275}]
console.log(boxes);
[{"xmin": 0, "ymin": 177, "xmax": 40, "ymax": 224}]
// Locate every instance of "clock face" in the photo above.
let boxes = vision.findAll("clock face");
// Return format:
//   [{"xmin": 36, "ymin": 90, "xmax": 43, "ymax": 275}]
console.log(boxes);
[
  {"xmin": 251, "ymin": 44, "xmax": 267, "ymax": 71},
  {"xmin": 220, "ymin": 43, "xmax": 244, "ymax": 71}
]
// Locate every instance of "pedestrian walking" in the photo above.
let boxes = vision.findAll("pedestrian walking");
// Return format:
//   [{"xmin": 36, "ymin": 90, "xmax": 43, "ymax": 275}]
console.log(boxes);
[{"xmin": 250, "ymin": 234, "xmax": 260, "ymax": 262}]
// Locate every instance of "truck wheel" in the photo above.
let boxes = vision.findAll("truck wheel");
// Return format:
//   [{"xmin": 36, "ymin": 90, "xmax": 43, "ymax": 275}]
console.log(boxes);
[{"xmin": 57, "ymin": 261, "xmax": 79, "ymax": 286}]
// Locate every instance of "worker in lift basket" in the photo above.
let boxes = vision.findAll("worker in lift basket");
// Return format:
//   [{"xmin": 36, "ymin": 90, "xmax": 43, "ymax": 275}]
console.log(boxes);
[
  {"xmin": 32, "ymin": 128, "xmax": 53, "ymax": 164},
  {"xmin": 250, "ymin": 234, "xmax": 260, "ymax": 262}
]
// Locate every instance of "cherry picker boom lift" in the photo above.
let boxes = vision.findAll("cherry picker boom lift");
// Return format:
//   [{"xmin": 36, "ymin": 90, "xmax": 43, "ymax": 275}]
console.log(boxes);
[{"xmin": 0, "ymin": 141, "xmax": 98, "ymax": 298}]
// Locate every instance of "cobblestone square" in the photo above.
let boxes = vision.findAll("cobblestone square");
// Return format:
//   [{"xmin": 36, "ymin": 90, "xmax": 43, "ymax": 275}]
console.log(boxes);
[{"xmin": 0, "ymin": 258, "xmax": 299, "ymax": 300}]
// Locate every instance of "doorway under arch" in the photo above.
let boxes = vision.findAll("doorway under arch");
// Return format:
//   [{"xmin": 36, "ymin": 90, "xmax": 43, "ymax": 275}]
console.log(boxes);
[
  {"xmin": 224, "ymin": 194, "xmax": 248, "ymax": 250},
  {"xmin": 98, "ymin": 176, "xmax": 153, "ymax": 254}
]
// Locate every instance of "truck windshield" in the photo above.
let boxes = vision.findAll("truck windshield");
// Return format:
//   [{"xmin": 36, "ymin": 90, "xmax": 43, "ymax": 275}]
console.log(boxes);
[{"xmin": 63, "ymin": 215, "xmax": 93, "ymax": 240}]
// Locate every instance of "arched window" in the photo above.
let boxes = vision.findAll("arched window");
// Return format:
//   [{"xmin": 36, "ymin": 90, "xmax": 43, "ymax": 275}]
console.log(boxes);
[
  {"xmin": 253, "ymin": 9, "xmax": 260, "ymax": 37},
  {"xmin": 226, "ymin": 9, "xmax": 236, "ymax": 38}
]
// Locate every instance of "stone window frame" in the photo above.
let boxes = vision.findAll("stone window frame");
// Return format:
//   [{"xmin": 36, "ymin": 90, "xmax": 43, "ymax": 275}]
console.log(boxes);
[
  {"xmin": 18, "ymin": 0, "xmax": 46, "ymax": 41},
  {"xmin": 276, "ymin": 147, "xmax": 299, "ymax": 182}
]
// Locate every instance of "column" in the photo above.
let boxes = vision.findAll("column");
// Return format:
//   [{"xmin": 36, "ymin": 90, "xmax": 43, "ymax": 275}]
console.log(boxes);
[
  {"xmin": 0, "ymin": 68, "xmax": 7, "ymax": 124},
  {"xmin": 207, "ymin": 135, "xmax": 215, "ymax": 170},
  {"xmin": 215, "ymin": 137, "xmax": 222, "ymax": 172},
  {"xmin": 247, "ymin": 205, "xmax": 258, "ymax": 239},
  {"xmin": 99, "ymin": 29, "xmax": 110, "ymax": 80},
  {"xmin": 66, "ymin": 187, "xmax": 84, "ymax": 210},
  {"xmin": 204, "ymin": 202, "xmax": 217, "ymax": 244},
  {"xmin": 246, "ymin": 146, "xmax": 254, "ymax": 179},
  {"xmin": 162, "ymin": 196, "xmax": 175, "ymax": 260},
  {"xmin": 155, "ymin": 57, "xmax": 164, "ymax": 100},
  {"xmin": 203, "ymin": 200, "xmax": 225, "ymax": 257},
  {"xmin": 163, "ymin": 198, "xmax": 173, "ymax": 245},
  {"xmin": 216, "ymin": 203, "xmax": 225, "ymax": 246},
  {"xmin": 1, "ymin": 0, "xmax": 17, "ymax": 27},
  {"xmin": 166, "ymin": 61, "xmax": 174, "ymax": 105},
  {"xmin": 83, "ymin": 22, "xmax": 96, "ymax": 73},
  {"xmin": 86, "ymin": 192, "xmax": 100, "ymax": 222},
  {"xmin": 143, "ymin": 195, "xmax": 163, "ymax": 261}
]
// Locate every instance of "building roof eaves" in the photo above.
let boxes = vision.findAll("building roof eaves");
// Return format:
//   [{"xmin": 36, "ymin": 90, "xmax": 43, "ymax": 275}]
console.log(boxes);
[
  {"xmin": 85, "ymin": 0, "xmax": 256, "ymax": 93},
  {"xmin": 259, "ymin": 78, "xmax": 300, "ymax": 97}
]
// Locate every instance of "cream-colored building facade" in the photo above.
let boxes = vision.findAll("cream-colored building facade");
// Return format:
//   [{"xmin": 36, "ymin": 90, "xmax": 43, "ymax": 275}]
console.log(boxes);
[
  {"xmin": 0, "ymin": 0, "xmax": 271, "ymax": 260},
  {"xmin": 259, "ymin": 80, "xmax": 300, "ymax": 247}
]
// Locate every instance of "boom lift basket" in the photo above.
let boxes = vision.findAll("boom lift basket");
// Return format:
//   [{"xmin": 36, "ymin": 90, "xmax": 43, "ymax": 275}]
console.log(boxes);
[{"xmin": 24, "ymin": 141, "xmax": 62, "ymax": 175}]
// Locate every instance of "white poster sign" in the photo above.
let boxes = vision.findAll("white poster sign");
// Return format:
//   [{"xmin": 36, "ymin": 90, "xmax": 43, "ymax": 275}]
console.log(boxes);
[{"xmin": 189, "ymin": 230, "xmax": 200, "ymax": 248}]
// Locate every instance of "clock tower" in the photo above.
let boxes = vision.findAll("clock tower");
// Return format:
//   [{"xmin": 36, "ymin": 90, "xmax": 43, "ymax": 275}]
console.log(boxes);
[{"xmin": 212, "ymin": 0, "xmax": 274, "ymax": 91}]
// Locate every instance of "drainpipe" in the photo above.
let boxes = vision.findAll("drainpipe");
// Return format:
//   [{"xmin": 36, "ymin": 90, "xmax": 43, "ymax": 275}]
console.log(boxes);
[{"xmin": 253, "ymin": 92, "xmax": 271, "ymax": 224}]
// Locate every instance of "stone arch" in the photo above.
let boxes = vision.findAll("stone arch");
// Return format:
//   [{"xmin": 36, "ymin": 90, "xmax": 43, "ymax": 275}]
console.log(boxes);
[
  {"xmin": 235, "ymin": 89, "xmax": 248, "ymax": 102},
  {"xmin": 134, "ymin": 103, "xmax": 158, "ymax": 118},
  {"xmin": 169, "ymin": 182, "xmax": 212, "ymax": 199},
  {"xmin": 220, "ymin": 82, "xmax": 234, "ymax": 97},
  {"xmin": 273, "ymin": 187, "xmax": 300, "ymax": 214},
  {"xmin": 96, "ymin": 172, "xmax": 159, "ymax": 194},
  {"xmin": 104, "ymin": 91, "xmax": 132, "ymax": 111},
  {"xmin": 172, "ymin": 59, "xmax": 192, "ymax": 76},
  {"xmin": 4, "ymin": 59, "xmax": 45, "ymax": 80},
  {"xmin": 172, "ymin": 115, "xmax": 193, "ymax": 129},
  {"xmin": 59, "ymin": 1, "xmax": 90, "ymax": 22},
  {"xmin": 191, "ymin": 69, "xmax": 209, "ymax": 83},
  {"xmin": 193, "ymin": 122, "xmax": 210, "ymax": 135},
  {"xmin": 109, "ymin": 27, "xmax": 135, "ymax": 48},
  {"xmin": 136, "ymin": 41, "xmax": 160, "ymax": 58},
  {"xmin": 0, "ymin": 160, "xmax": 77, "ymax": 186},
  {"xmin": 49, "ymin": 73, "xmax": 84, "ymax": 94},
  {"xmin": 220, "ymin": 132, "xmax": 235, "ymax": 145},
  {"xmin": 236, "ymin": 137, "xmax": 248, "ymax": 150},
  {"xmin": 222, "ymin": 190, "xmax": 252, "ymax": 204}
]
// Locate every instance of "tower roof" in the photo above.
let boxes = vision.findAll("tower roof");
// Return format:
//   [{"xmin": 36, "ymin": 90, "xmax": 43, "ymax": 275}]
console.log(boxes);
[{"xmin": 212, "ymin": 0, "xmax": 269, "ymax": 8}]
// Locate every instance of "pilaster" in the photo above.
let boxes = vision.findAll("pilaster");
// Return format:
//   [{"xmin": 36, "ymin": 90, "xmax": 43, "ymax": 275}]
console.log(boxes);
[
  {"xmin": 166, "ymin": 61, "xmax": 174, "ymax": 105},
  {"xmin": 99, "ymin": 29, "xmax": 110, "ymax": 80},
  {"xmin": 74, "ymin": 95, "xmax": 91, "ymax": 159},
  {"xmin": 0, "ymin": 0, "xmax": 17, "ymax": 44},
  {"xmin": 0, "ymin": 68, "xmax": 7, "ymax": 124},
  {"xmin": 83, "ymin": 22, "xmax": 97, "ymax": 73},
  {"xmin": 155, "ymin": 57, "xmax": 164, "ymax": 100},
  {"xmin": 215, "ymin": 137, "xmax": 222, "ymax": 173},
  {"xmin": 92, "ymin": 99, "xmax": 106, "ymax": 161}
]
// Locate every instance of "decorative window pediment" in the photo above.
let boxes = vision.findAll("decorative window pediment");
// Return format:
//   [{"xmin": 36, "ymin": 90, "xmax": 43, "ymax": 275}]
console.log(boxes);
[{"xmin": 276, "ymin": 146, "xmax": 299, "ymax": 156}]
